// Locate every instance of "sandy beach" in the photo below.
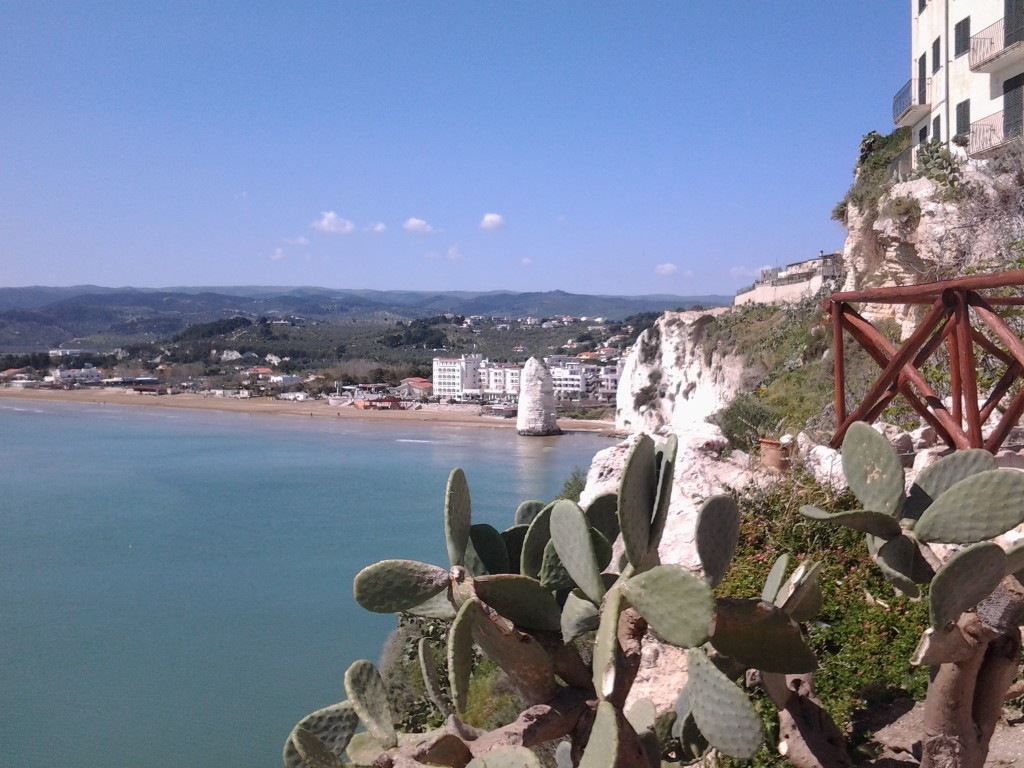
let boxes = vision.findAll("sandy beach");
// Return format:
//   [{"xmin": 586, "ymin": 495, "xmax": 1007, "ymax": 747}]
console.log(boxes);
[{"xmin": 0, "ymin": 387, "xmax": 621, "ymax": 435}]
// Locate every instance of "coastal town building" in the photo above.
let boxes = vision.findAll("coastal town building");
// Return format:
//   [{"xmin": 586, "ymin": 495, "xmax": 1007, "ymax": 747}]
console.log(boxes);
[
  {"xmin": 894, "ymin": 0, "xmax": 1024, "ymax": 161},
  {"xmin": 733, "ymin": 252, "xmax": 842, "ymax": 306},
  {"xmin": 431, "ymin": 353, "xmax": 619, "ymax": 402}
]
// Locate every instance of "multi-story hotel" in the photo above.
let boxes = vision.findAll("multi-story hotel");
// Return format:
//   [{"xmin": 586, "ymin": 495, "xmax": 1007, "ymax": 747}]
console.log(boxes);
[{"xmin": 894, "ymin": 0, "xmax": 1024, "ymax": 160}]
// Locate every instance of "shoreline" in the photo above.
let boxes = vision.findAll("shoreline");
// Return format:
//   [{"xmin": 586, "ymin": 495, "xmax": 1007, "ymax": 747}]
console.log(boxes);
[{"xmin": 0, "ymin": 387, "xmax": 623, "ymax": 436}]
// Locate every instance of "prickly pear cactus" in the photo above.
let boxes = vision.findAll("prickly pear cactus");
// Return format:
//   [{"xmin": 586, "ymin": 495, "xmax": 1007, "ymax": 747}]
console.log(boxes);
[{"xmin": 289, "ymin": 434, "xmax": 822, "ymax": 768}]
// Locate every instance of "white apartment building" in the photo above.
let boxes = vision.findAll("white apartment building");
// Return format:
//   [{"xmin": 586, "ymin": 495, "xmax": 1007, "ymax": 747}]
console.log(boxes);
[
  {"xmin": 894, "ymin": 0, "xmax": 1024, "ymax": 160},
  {"xmin": 432, "ymin": 354, "xmax": 616, "ymax": 402},
  {"xmin": 432, "ymin": 354, "xmax": 484, "ymax": 400}
]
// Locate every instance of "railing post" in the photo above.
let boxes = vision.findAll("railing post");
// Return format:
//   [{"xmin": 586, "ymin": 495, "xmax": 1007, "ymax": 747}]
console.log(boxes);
[{"xmin": 831, "ymin": 300, "xmax": 846, "ymax": 428}]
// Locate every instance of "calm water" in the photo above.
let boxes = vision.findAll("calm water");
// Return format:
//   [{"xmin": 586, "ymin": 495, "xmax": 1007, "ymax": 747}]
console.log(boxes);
[{"xmin": 0, "ymin": 401, "xmax": 610, "ymax": 768}]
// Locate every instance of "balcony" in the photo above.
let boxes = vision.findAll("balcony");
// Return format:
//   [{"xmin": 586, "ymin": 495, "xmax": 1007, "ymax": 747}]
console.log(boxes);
[
  {"xmin": 968, "ymin": 110, "xmax": 1023, "ymax": 156},
  {"xmin": 893, "ymin": 78, "xmax": 931, "ymax": 126},
  {"xmin": 970, "ymin": 17, "xmax": 1024, "ymax": 73}
]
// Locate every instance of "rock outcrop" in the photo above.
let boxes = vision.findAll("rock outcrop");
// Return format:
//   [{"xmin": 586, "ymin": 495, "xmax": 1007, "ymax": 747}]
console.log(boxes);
[
  {"xmin": 516, "ymin": 357, "xmax": 561, "ymax": 436},
  {"xmin": 615, "ymin": 309, "xmax": 748, "ymax": 435},
  {"xmin": 841, "ymin": 160, "xmax": 1022, "ymax": 336}
]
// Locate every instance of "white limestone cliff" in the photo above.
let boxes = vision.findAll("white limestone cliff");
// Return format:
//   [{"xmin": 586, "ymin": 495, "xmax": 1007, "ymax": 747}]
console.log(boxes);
[
  {"xmin": 516, "ymin": 357, "xmax": 561, "ymax": 436},
  {"xmin": 615, "ymin": 309, "xmax": 748, "ymax": 437}
]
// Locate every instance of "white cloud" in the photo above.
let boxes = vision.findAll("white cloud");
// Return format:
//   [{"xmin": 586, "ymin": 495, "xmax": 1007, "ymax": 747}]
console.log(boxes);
[
  {"xmin": 730, "ymin": 265, "xmax": 770, "ymax": 280},
  {"xmin": 448, "ymin": 245, "xmax": 462, "ymax": 261},
  {"xmin": 311, "ymin": 211, "xmax": 354, "ymax": 234},
  {"xmin": 655, "ymin": 263, "xmax": 678, "ymax": 277},
  {"xmin": 480, "ymin": 212, "xmax": 505, "ymax": 230},
  {"xmin": 283, "ymin": 235, "xmax": 309, "ymax": 246},
  {"xmin": 270, "ymin": 248, "xmax": 285, "ymax": 261},
  {"xmin": 520, "ymin": 257, "xmax": 533, "ymax": 267},
  {"xmin": 403, "ymin": 217, "xmax": 435, "ymax": 233},
  {"xmin": 365, "ymin": 222, "xmax": 387, "ymax": 233}
]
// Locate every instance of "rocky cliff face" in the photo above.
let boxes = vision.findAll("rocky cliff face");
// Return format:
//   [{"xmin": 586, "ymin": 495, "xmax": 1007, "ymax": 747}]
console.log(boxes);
[
  {"xmin": 615, "ymin": 309, "xmax": 747, "ymax": 436},
  {"xmin": 841, "ymin": 162, "xmax": 1023, "ymax": 336}
]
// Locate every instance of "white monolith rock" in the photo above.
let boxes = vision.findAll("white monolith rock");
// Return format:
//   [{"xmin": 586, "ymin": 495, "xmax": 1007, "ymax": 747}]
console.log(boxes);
[{"xmin": 517, "ymin": 357, "xmax": 562, "ymax": 436}]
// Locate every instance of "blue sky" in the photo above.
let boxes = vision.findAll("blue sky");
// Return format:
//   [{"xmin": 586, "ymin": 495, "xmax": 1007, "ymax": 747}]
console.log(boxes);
[{"xmin": 1, "ymin": 2, "xmax": 907, "ymax": 296}]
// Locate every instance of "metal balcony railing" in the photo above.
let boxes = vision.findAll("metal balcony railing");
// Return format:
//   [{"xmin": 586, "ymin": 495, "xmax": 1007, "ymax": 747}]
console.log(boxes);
[
  {"xmin": 970, "ymin": 111, "xmax": 1009, "ymax": 155},
  {"xmin": 893, "ymin": 78, "xmax": 930, "ymax": 123},
  {"xmin": 971, "ymin": 17, "xmax": 1024, "ymax": 69}
]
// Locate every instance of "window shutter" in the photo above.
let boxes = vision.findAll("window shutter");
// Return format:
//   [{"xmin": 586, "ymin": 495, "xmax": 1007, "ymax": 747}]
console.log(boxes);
[
  {"xmin": 933, "ymin": 38, "xmax": 941, "ymax": 73},
  {"xmin": 955, "ymin": 18, "xmax": 971, "ymax": 57},
  {"xmin": 1004, "ymin": 72, "xmax": 1024, "ymax": 138},
  {"xmin": 919, "ymin": 125, "xmax": 929, "ymax": 144},
  {"xmin": 918, "ymin": 55, "xmax": 927, "ymax": 105},
  {"xmin": 956, "ymin": 100, "xmax": 971, "ymax": 136},
  {"xmin": 933, "ymin": 115, "xmax": 941, "ymax": 142},
  {"xmin": 1008, "ymin": 0, "xmax": 1024, "ymax": 46}
]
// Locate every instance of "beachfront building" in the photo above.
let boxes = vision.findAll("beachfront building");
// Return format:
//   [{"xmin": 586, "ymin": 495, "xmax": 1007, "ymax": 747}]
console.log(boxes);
[
  {"xmin": 432, "ymin": 354, "xmax": 485, "ymax": 401},
  {"xmin": 51, "ymin": 364, "xmax": 104, "ymax": 385},
  {"xmin": 431, "ymin": 353, "xmax": 619, "ymax": 402},
  {"xmin": 893, "ymin": 0, "xmax": 1024, "ymax": 163}
]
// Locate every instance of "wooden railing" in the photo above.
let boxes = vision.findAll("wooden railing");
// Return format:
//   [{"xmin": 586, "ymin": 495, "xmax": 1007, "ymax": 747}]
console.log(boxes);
[{"xmin": 827, "ymin": 271, "xmax": 1024, "ymax": 452}]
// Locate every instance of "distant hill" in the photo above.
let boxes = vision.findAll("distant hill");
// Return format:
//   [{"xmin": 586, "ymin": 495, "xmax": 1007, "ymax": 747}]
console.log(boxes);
[{"xmin": 0, "ymin": 285, "xmax": 730, "ymax": 352}]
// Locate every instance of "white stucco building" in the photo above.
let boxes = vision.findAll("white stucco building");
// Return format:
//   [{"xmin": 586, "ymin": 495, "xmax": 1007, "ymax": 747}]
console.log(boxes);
[{"xmin": 894, "ymin": 0, "xmax": 1024, "ymax": 159}]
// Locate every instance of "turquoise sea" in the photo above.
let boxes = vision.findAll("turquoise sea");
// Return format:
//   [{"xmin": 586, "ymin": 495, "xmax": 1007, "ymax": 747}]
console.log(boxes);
[{"xmin": 0, "ymin": 401, "xmax": 611, "ymax": 768}]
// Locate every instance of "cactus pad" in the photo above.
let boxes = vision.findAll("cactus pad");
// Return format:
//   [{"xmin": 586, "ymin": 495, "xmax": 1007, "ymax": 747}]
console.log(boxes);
[
  {"xmin": 695, "ymin": 495, "xmax": 740, "ymax": 587},
  {"xmin": 283, "ymin": 701, "xmax": 359, "ymax": 768},
  {"xmin": 874, "ymin": 535, "xmax": 933, "ymax": 598},
  {"xmin": 798, "ymin": 506, "xmax": 902, "ymax": 539},
  {"xmin": 914, "ymin": 470, "xmax": 1024, "ymax": 543},
  {"xmin": 903, "ymin": 449, "xmax": 996, "ymax": 523},
  {"xmin": 343, "ymin": 660, "xmax": 396, "ymax": 749},
  {"xmin": 550, "ymin": 499, "xmax": 607, "ymax": 603},
  {"xmin": 514, "ymin": 499, "xmax": 546, "ymax": 526},
  {"xmin": 290, "ymin": 728, "xmax": 346, "ymax": 768},
  {"xmin": 469, "ymin": 523, "xmax": 510, "ymax": 575},
  {"xmin": 621, "ymin": 564, "xmax": 714, "ymax": 648},
  {"xmin": 444, "ymin": 468, "xmax": 473, "ymax": 567},
  {"xmin": 585, "ymin": 493, "xmax": 620, "ymax": 543},
  {"xmin": 649, "ymin": 435, "xmax": 679, "ymax": 555},
  {"xmin": 353, "ymin": 559, "xmax": 450, "ymax": 614},
  {"xmin": 473, "ymin": 574, "xmax": 562, "ymax": 631},
  {"xmin": 500, "ymin": 524, "xmax": 529, "ymax": 574},
  {"xmin": 930, "ymin": 541, "xmax": 1006, "ymax": 628},
  {"xmin": 1005, "ymin": 541, "xmax": 1024, "ymax": 578},
  {"xmin": 579, "ymin": 700, "xmax": 621, "ymax": 768},
  {"xmin": 618, "ymin": 434, "xmax": 657, "ymax": 568},
  {"xmin": 687, "ymin": 649, "xmax": 763, "ymax": 760},
  {"xmin": 841, "ymin": 422, "xmax": 905, "ymax": 517},
  {"xmin": 520, "ymin": 502, "xmax": 555, "ymax": 578},
  {"xmin": 773, "ymin": 560, "xmax": 823, "ymax": 618},
  {"xmin": 592, "ymin": 585, "xmax": 624, "ymax": 699},
  {"xmin": 467, "ymin": 599, "xmax": 557, "ymax": 705},
  {"xmin": 561, "ymin": 588, "xmax": 600, "ymax": 642},
  {"xmin": 761, "ymin": 554, "xmax": 790, "ymax": 603},
  {"xmin": 418, "ymin": 638, "xmax": 451, "ymax": 717},
  {"xmin": 447, "ymin": 598, "xmax": 475, "ymax": 714},
  {"xmin": 710, "ymin": 598, "xmax": 817, "ymax": 673}
]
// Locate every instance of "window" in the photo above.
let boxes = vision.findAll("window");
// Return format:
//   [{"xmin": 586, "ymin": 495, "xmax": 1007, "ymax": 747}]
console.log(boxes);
[
  {"xmin": 919, "ymin": 0, "xmax": 926, "ymax": 13},
  {"xmin": 955, "ymin": 17, "xmax": 970, "ymax": 57},
  {"xmin": 933, "ymin": 115, "xmax": 941, "ymax": 142},
  {"xmin": 956, "ymin": 100, "xmax": 971, "ymax": 136},
  {"xmin": 918, "ymin": 54, "xmax": 927, "ymax": 105},
  {"xmin": 919, "ymin": 125, "xmax": 929, "ymax": 144},
  {"xmin": 932, "ymin": 37, "xmax": 941, "ymax": 73}
]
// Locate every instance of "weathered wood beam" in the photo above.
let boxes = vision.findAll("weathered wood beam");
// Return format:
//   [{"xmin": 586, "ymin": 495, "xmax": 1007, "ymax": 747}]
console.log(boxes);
[
  {"xmin": 831, "ymin": 269, "xmax": 1024, "ymax": 304},
  {"xmin": 955, "ymin": 292, "xmax": 984, "ymax": 446}
]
